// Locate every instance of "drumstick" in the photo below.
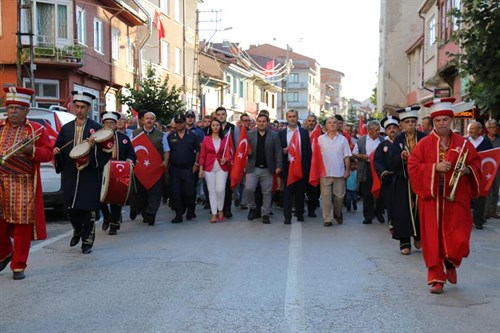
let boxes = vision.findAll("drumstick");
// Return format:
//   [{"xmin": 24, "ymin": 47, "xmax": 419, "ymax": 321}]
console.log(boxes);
[{"xmin": 59, "ymin": 140, "xmax": 74, "ymax": 151}]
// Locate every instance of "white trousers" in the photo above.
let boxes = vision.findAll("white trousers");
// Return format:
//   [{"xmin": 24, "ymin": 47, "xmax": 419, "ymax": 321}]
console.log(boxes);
[{"xmin": 205, "ymin": 169, "xmax": 228, "ymax": 215}]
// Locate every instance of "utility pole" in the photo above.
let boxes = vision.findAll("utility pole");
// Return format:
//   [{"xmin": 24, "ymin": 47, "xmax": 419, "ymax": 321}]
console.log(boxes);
[{"xmin": 16, "ymin": 0, "xmax": 35, "ymax": 104}]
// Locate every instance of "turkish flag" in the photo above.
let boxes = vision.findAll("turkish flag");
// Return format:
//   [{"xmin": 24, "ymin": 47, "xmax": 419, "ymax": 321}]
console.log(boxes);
[
  {"xmin": 287, "ymin": 129, "xmax": 303, "ymax": 186},
  {"xmin": 264, "ymin": 59, "xmax": 274, "ymax": 77},
  {"xmin": 309, "ymin": 123, "xmax": 322, "ymax": 142},
  {"xmin": 478, "ymin": 147, "xmax": 500, "ymax": 196},
  {"xmin": 43, "ymin": 120, "xmax": 58, "ymax": 147},
  {"xmin": 230, "ymin": 126, "xmax": 249, "ymax": 189},
  {"xmin": 132, "ymin": 132, "xmax": 164, "ymax": 190},
  {"xmin": 309, "ymin": 137, "xmax": 326, "ymax": 186},
  {"xmin": 369, "ymin": 152, "xmax": 381, "ymax": 198},
  {"xmin": 358, "ymin": 115, "xmax": 367, "ymax": 136}
]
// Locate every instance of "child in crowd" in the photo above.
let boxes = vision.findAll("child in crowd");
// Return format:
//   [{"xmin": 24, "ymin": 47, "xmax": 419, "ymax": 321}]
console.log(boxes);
[{"xmin": 344, "ymin": 158, "xmax": 358, "ymax": 212}]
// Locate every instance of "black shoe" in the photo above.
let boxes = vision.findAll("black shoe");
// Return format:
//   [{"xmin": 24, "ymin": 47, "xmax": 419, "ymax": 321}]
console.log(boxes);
[
  {"xmin": 108, "ymin": 227, "xmax": 117, "ymax": 235},
  {"xmin": 102, "ymin": 218, "xmax": 110, "ymax": 231},
  {"xmin": 362, "ymin": 220, "xmax": 373, "ymax": 224},
  {"xmin": 235, "ymin": 199, "xmax": 241, "ymax": 207},
  {"xmin": 171, "ymin": 216, "xmax": 183, "ymax": 223},
  {"xmin": 0, "ymin": 253, "xmax": 12, "ymax": 272},
  {"xmin": 13, "ymin": 271, "xmax": 25, "ymax": 280},
  {"xmin": 239, "ymin": 204, "xmax": 248, "ymax": 210},
  {"xmin": 308, "ymin": 212, "xmax": 317, "ymax": 217},
  {"xmin": 475, "ymin": 224, "xmax": 484, "ymax": 230},
  {"xmin": 186, "ymin": 212, "xmax": 196, "ymax": 221},
  {"xmin": 376, "ymin": 214, "xmax": 385, "ymax": 223},
  {"xmin": 297, "ymin": 215, "xmax": 304, "ymax": 222},
  {"xmin": 247, "ymin": 209, "xmax": 257, "ymax": 221},
  {"xmin": 284, "ymin": 218, "xmax": 291, "ymax": 224},
  {"xmin": 130, "ymin": 210, "xmax": 138, "ymax": 220},
  {"xmin": 262, "ymin": 215, "xmax": 270, "ymax": 224},
  {"xmin": 203, "ymin": 203, "xmax": 210, "ymax": 210},
  {"xmin": 70, "ymin": 233, "xmax": 81, "ymax": 247},
  {"xmin": 224, "ymin": 211, "xmax": 233, "ymax": 219},
  {"xmin": 81, "ymin": 246, "xmax": 92, "ymax": 254}
]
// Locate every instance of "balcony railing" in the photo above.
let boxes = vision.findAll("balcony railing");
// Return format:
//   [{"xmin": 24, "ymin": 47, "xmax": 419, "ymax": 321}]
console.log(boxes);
[{"xmin": 21, "ymin": 44, "xmax": 84, "ymax": 65}]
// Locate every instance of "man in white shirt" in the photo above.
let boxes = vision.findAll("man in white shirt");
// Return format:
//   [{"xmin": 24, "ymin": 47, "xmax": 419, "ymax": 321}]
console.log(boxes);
[
  {"xmin": 353, "ymin": 120, "xmax": 384, "ymax": 224},
  {"xmin": 318, "ymin": 117, "xmax": 352, "ymax": 226}
]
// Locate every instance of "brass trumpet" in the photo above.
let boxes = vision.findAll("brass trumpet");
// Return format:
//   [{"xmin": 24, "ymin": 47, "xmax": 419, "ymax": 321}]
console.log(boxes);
[
  {"xmin": 0, "ymin": 127, "xmax": 43, "ymax": 165},
  {"xmin": 447, "ymin": 140, "xmax": 468, "ymax": 201}
]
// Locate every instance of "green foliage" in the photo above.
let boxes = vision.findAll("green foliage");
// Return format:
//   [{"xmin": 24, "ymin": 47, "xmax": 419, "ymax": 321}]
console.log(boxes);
[
  {"xmin": 347, "ymin": 106, "xmax": 357, "ymax": 125},
  {"xmin": 452, "ymin": 1, "xmax": 500, "ymax": 116},
  {"xmin": 370, "ymin": 86, "xmax": 377, "ymax": 106},
  {"xmin": 119, "ymin": 65, "xmax": 186, "ymax": 124}
]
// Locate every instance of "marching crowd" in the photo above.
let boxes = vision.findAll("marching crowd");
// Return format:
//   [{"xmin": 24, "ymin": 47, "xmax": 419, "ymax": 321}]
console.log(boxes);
[{"xmin": 0, "ymin": 86, "xmax": 498, "ymax": 296}]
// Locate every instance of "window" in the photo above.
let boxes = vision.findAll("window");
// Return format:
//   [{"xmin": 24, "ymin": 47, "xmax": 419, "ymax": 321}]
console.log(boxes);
[
  {"xmin": 94, "ymin": 18, "xmax": 103, "ymax": 53},
  {"xmin": 428, "ymin": 15, "xmax": 437, "ymax": 47},
  {"xmin": 174, "ymin": 0, "xmax": 181, "ymax": 22},
  {"xmin": 161, "ymin": 40, "xmax": 170, "ymax": 69},
  {"xmin": 76, "ymin": 7, "xmax": 86, "ymax": 45},
  {"xmin": 111, "ymin": 29, "xmax": 119, "ymax": 60},
  {"xmin": 232, "ymin": 78, "xmax": 238, "ymax": 94},
  {"xmin": 36, "ymin": 2, "xmax": 68, "ymax": 44},
  {"xmin": 126, "ymin": 38, "xmax": 133, "ymax": 67},
  {"xmin": 174, "ymin": 47, "xmax": 182, "ymax": 74},
  {"xmin": 160, "ymin": 0, "xmax": 170, "ymax": 16},
  {"xmin": 288, "ymin": 92, "xmax": 299, "ymax": 102},
  {"xmin": 239, "ymin": 81, "xmax": 244, "ymax": 98},
  {"xmin": 23, "ymin": 78, "xmax": 60, "ymax": 100},
  {"xmin": 289, "ymin": 73, "xmax": 299, "ymax": 83}
]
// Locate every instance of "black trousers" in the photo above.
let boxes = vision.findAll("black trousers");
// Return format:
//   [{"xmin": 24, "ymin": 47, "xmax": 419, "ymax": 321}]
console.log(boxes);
[
  {"xmin": 130, "ymin": 176, "xmax": 163, "ymax": 220},
  {"xmin": 223, "ymin": 177, "xmax": 233, "ymax": 214},
  {"xmin": 283, "ymin": 178, "xmax": 306, "ymax": 220},
  {"xmin": 471, "ymin": 196, "xmax": 487, "ymax": 227},
  {"xmin": 306, "ymin": 183, "xmax": 321, "ymax": 213},
  {"xmin": 69, "ymin": 209, "xmax": 96, "ymax": 248},
  {"xmin": 361, "ymin": 165, "xmax": 384, "ymax": 222},
  {"xmin": 100, "ymin": 203, "xmax": 122, "ymax": 225},
  {"xmin": 170, "ymin": 166, "xmax": 196, "ymax": 217}
]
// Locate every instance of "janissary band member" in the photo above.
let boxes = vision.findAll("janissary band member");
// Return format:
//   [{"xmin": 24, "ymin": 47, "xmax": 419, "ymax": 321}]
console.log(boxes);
[
  {"xmin": 54, "ymin": 91, "xmax": 105, "ymax": 254},
  {"xmin": 408, "ymin": 97, "xmax": 481, "ymax": 294},
  {"xmin": 100, "ymin": 111, "xmax": 136, "ymax": 235},
  {"xmin": 0, "ymin": 87, "xmax": 52, "ymax": 280}
]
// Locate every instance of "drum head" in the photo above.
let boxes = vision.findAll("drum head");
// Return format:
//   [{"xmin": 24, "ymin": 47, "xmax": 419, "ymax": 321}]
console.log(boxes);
[
  {"xmin": 69, "ymin": 141, "xmax": 91, "ymax": 159},
  {"xmin": 100, "ymin": 161, "xmax": 111, "ymax": 203},
  {"xmin": 93, "ymin": 128, "xmax": 114, "ymax": 143}
]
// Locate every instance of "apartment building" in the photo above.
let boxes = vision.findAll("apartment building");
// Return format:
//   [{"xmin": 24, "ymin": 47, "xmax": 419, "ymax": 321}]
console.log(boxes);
[
  {"xmin": 0, "ymin": 0, "xmax": 147, "ymax": 120},
  {"xmin": 246, "ymin": 44, "xmax": 321, "ymax": 121},
  {"xmin": 379, "ymin": 0, "xmax": 476, "ymax": 129},
  {"xmin": 321, "ymin": 67, "xmax": 344, "ymax": 116}
]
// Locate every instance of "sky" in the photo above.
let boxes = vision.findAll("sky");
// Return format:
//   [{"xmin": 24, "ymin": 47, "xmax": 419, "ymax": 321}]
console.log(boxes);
[{"xmin": 197, "ymin": 0, "xmax": 380, "ymax": 102}]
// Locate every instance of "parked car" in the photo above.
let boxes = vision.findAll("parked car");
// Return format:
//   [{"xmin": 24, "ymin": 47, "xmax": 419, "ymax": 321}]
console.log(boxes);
[{"xmin": 0, "ymin": 106, "xmax": 76, "ymax": 211}]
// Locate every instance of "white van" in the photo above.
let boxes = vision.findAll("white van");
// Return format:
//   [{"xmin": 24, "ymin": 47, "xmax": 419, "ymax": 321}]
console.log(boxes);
[{"xmin": 0, "ymin": 106, "xmax": 76, "ymax": 211}]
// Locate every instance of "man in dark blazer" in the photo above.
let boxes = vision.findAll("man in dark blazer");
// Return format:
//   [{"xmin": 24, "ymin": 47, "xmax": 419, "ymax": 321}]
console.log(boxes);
[
  {"xmin": 245, "ymin": 113, "xmax": 283, "ymax": 224},
  {"xmin": 279, "ymin": 109, "xmax": 312, "ymax": 224}
]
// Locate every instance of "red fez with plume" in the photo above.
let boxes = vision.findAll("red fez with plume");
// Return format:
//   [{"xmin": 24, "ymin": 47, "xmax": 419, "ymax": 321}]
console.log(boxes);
[
  {"xmin": 3, "ymin": 86, "xmax": 34, "ymax": 107},
  {"xmin": 424, "ymin": 97, "xmax": 456, "ymax": 118}
]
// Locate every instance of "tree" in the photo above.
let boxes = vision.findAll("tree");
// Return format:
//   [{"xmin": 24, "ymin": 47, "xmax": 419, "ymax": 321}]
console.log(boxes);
[
  {"xmin": 119, "ymin": 65, "xmax": 186, "ymax": 124},
  {"xmin": 452, "ymin": 1, "xmax": 500, "ymax": 116},
  {"xmin": 347, "ymin": 105, "xmax": 357, "ymax": 125}
]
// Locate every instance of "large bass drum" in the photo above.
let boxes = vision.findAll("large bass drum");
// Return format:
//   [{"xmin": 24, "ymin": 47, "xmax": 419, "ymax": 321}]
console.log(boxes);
[{"xmin": 100, "ymin": 160, "xmax": 132, "ymax": 206}]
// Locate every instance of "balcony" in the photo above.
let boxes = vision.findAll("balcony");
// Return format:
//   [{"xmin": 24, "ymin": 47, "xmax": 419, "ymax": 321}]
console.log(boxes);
[{"xmin": 21, "ymin": 44, "xmax": 84, "ymax": 66}]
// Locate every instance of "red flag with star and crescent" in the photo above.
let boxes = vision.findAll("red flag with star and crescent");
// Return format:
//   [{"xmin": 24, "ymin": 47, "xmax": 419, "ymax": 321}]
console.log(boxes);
[
  {"xmin": 369, "ymin": 151, "xmax": 381, "ymax": 198},
  {"xmin": 478, "ymin": 147, "xmax": 500, "ymax": 196},
  {"xmin": 287, "ymin": 129, "xmax": 303, "ymax": 186},
  {"xmin": 132, "ymin": 132, "xmax": 164, "ymax": 190},
  {"xmin": 230, "ymin": 126, "xmax": 249, "ymax": 189},
  {"xmin": 223, "ymin": 128, "xmax": 234, "ymax": 168},
  {"xmin": 308, "ymin": 137, "xmax": 326, "ymax": 186},
  {"xmin": 358, "ymin": 115, "xmax": 367, "ymax": 136},
  {"xmin": 43, "ymin": 120, "xmax": 59, "ymax": 166}
]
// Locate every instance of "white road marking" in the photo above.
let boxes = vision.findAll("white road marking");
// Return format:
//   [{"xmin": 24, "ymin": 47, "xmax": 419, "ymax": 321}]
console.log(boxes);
[
  {"xmin": 285, "ymin": 222, "xmax": 306, "ymax": 332},
  {"xmin": 30, "ymin": 230, "xmax": 73, "ymax": 254}
]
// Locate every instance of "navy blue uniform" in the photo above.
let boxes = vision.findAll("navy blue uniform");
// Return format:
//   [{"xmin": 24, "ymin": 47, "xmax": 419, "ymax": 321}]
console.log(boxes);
[{"xmin": 168, "ymin": 130, "xmax": 200, "ymax": 220}]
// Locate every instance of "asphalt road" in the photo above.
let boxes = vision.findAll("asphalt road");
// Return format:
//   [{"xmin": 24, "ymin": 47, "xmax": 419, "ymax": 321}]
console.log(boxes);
[{"xmin": 1, "ymin": 203, "xmax": 499, "ymax": 333}]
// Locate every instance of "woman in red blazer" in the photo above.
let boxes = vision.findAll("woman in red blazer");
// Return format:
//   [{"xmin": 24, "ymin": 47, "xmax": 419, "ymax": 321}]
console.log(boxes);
[{"xmin": 199, "ymin": 119, "xmax": 230, "ymax": 222}]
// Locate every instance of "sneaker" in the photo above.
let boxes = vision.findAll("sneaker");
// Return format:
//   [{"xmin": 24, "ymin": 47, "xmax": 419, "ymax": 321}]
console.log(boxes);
[{"xmin": 262, "ymin": 215, "xmax": 270, "ymax": 224}]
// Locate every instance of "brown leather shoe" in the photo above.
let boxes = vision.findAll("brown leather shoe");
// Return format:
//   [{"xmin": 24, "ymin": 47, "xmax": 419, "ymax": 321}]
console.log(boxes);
[
  {"xmin": 336, "ymin": 216, "xmax": 343, "ymax": 224},
  {"xmin": 323, "ymin": 222, "xmax": 333, "ymax": 227},
  {"xmin": 430, "ymin": 283, "xmax": 444, "ymax": 294},
  {"xmin": 413, "ymin": 239, "xmax": 422, "ymax": 249}
]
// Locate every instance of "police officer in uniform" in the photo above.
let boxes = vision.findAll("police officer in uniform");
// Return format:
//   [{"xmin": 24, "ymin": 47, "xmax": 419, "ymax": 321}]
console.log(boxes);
[{"xmin": 168, "ymin": 114, "xmax": 200, "ymax": 223}]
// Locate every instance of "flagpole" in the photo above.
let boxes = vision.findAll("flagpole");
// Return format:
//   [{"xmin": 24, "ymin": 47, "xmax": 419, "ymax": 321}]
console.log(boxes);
[{"xmin": 222, "ymin": 127, "xmax": 231, "ymax": 158}]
